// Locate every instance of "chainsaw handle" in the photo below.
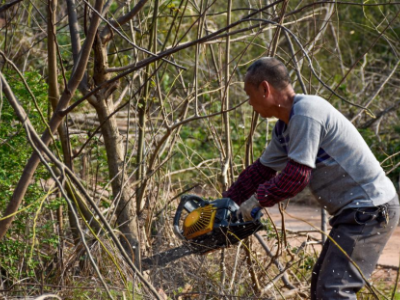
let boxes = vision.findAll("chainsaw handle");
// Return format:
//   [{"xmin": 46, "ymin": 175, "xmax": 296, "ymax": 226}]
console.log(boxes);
[
  {"xmin": 251, "ymin": 207, "xmax": 262, "ymax": 219},
  {"xmin": 173, "ymin": 195, "xmax": 207, "ymax": 240}
]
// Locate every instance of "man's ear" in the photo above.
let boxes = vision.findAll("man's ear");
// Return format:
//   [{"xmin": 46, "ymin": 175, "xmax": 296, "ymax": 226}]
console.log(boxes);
[{"xmin": 260, "ymin": 81, "xmax": 271, "ymax": 97}]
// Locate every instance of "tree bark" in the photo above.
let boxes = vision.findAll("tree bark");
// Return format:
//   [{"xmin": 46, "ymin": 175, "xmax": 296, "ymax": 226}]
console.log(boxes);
[
  {"xmin": 47, "ymin": 0, "xmax": 81, "ymax": 242},
  {"xmin": 93, "ymin": 98, "xmax": 140, "ymax": 266},
  {"xmin": 87, "ymin": 30, "xmax": 141, "ymax": 266}
]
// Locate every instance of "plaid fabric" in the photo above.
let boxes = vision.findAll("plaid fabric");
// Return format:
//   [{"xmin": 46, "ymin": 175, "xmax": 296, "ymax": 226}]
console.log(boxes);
[
  {"xmin": 257, "ymin": 160, "xmax": 312, "ymax": 207},
  {"xmin": 222, "ymin": 159, "xmax": 277, "ymax": 205}
]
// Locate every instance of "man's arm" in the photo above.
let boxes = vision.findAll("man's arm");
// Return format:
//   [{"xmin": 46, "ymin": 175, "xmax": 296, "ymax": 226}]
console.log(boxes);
[
  {"xmin": 222, "ymin": 159, "xmax": 277, "ymax": 205},
  {"xmin": 257, "ymin": 160, "xmax": 312, "ymax": 206}
]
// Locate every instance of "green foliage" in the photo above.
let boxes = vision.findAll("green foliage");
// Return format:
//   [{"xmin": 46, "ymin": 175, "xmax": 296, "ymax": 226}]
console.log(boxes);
[
  {"xmin": 3, "ymin": 71, "xmax": 49, "ymax": 131},
  {"xmin": 0, "ymin": 70, "xmax": 64, "ymax": 286}
]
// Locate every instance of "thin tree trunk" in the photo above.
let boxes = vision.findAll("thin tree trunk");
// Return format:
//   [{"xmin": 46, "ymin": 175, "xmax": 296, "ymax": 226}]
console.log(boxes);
[
  {"xmin": 136, "ymin": 0, "xmax": 159, "ymax": 213},
  {"xmin": 93, "ymin": 98, "xmax": 140, "ymax": 266},
  {"xmin": 221, "ymin": 0, "xmax": 233, "ymax": 192},
  {"xmin": 47, "ymin": 0, "xmax": 80, "ymax": 242},
  {"xmin": 88, "ymin": 22, "xmax": 142, "ymax": 266}
]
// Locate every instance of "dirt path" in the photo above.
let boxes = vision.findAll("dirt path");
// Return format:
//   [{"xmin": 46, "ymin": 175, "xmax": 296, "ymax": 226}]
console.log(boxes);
[{"xmin": 267, "ymin": 204, "xmax": 400, "ymax": 267}]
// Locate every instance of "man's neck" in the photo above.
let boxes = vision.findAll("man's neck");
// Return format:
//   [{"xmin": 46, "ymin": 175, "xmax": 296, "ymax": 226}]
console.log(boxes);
[{"xmin": 274, "ymin": 88, "xmax": 295, "ymax": 124}]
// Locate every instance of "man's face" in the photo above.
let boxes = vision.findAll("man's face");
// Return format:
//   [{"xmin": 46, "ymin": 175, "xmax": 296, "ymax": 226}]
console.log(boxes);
[{"xmin": 244, "ymin": 80, "xmax": 271, "ymax": 118}]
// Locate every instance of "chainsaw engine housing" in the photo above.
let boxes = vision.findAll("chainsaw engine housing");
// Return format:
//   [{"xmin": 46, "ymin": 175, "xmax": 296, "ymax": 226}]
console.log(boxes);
[
  {"xmin": 174, "ymin": 195, "xmax": 263, "ymax": 253},
  {"xmin": 183, "ymin": 205, "xmax": 216, "ymax": 239}
]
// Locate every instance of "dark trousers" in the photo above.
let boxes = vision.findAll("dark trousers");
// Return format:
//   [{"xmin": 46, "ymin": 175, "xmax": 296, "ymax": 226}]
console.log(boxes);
[{"xmin": 311, "ymin": 196, "xmax": 400, "ymax": 299}]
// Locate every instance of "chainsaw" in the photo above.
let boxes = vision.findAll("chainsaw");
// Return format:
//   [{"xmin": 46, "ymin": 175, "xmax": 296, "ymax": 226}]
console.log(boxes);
[{"xmin": 141, "ymin": 194, "xmax": 263, "ymax": 271}]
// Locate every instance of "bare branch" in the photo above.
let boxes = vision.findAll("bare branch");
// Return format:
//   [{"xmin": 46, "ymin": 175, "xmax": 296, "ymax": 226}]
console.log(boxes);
[
  {"xmin": 328, "ymin": 7, "xmax": 400, "ymax": 102},
  {"xmin": 81, "ymin": 0, "xmax": 185, "ymax": 71},
  {"xmin": 0, "ymin": 0, "xmax": 22, "ymax": 14},
  {"xmin": 351, "ymin": 60, "xmax": 400, "ymax": 123},
  {"xmin": 101, "ymin": 0, "xmax": 148, "ymax": 43}
]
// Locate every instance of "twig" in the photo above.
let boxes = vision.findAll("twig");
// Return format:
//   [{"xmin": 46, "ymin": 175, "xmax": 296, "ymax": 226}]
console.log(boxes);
[
  {"xmin": 255, "ymin": 232, "xmax": 296, "ymax": 290},
  {"xmin": 391, "ymin": 255, "xmax": 400, "ymax": 299},
  {"xmin": 328, "ymin": 7, "xmax": 400, "ymax": 103},
  {"xmin": 228, "ymin": 243, "xmax": 242, "ymax": 292},
  {"xmin": 386, "ymin": 161, "xmax": 400, "ymax": 176},
  {"xmin": 351, "ymin": 60, "xmax": 400, "ymax": 123},
  {"xmin": 33, "ymin": 294, "xmax": 62, "ymax": 300},
  {"xmin": 262, "ymin": 259, "xmax": 301, "ymax": 293},
  {"xmin": 381, "ymin": 151, "xmax": 400, "ymax": 166},
  {"xmin": 81, "ymin": 0, "xmax": 185, "ymax": 71},
  {"xmin": 0, "ymin": 0, "xmax": 23, "ymax": 13},
  {"xmin": 153, "ymin": 184, "xmax": 200, "ymax": 218}
]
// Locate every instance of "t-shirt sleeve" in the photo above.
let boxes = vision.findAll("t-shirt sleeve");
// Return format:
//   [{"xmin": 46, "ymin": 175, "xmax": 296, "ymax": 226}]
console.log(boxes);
[
  {"xmin": 260, "ymin": 130, "xmax": 289, "ymax": 171},
  {"xmin": 287, "ymin": 115, "xmax": 324, "ymax": 168}
]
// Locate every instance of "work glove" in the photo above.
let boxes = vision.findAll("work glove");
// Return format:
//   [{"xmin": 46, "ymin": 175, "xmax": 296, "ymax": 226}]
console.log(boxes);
[{"xmin": 237, "ymin": 194, "xmax": 262, "ymax": 221}]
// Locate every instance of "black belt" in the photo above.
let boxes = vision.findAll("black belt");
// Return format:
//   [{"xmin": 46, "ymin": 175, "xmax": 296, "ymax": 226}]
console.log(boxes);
[{"xmin": 353, "ymin": 203, "xmax": 389, "ymax": 227}]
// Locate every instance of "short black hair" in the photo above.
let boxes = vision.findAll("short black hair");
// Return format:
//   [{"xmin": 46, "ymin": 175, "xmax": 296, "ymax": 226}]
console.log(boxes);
[{"xmin": 245, "ymin": 57, "xmax": 291, "ymax": 90}]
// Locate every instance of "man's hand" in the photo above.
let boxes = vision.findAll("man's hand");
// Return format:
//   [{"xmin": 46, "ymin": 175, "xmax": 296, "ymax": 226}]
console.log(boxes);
[{"xmin": 237, "ymin": 194, "xmax": 262, "ymax": 221}]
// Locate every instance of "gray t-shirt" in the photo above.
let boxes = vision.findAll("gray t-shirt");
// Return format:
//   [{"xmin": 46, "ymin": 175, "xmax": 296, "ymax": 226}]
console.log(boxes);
[{"xmin": 260, "ymin": 94, "xmax": 396, "ymax": 215}]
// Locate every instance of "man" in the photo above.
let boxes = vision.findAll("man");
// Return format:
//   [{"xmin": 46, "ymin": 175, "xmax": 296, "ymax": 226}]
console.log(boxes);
[{"xmin": 223, "ymin": 57, "xmax": 399, "ymax": 299}]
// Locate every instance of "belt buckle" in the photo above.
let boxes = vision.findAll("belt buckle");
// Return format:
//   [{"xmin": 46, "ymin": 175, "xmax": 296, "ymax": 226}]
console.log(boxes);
[{"xmin": 378, "ymin": 205, "xmax": 389, "ymax": 227}]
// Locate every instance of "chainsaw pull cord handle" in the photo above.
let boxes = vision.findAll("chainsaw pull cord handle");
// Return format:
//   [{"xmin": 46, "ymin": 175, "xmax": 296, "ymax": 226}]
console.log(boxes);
[{"xmin": 173, "ymin": 195, "xmax": 207, "ymax": 240}]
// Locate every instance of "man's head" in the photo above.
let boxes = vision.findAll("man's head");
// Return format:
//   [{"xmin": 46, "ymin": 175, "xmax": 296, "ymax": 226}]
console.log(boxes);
[
  {"xmin": 245, "ymin": 57, "xmax": 291, "ymax": 90},
  {"xmin": 244, "ymin": 57, "xmax": 294, "ymax": 122}
]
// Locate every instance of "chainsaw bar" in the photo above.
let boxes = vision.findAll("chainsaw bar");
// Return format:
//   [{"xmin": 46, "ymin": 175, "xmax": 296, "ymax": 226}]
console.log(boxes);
[{"xmin": 141, "ymin": 245, "xmax": 200, "ymax": 271}]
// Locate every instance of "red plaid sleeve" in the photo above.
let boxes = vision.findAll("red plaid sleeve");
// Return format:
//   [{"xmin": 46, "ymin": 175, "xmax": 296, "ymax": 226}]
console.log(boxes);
[
  {"xmin": 222, "ymin": 159, "xmax": 277, "ymax": 205},
  {"xmin": 257, "ymin": 160, "xmax": 312, "ymax": 207}
]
